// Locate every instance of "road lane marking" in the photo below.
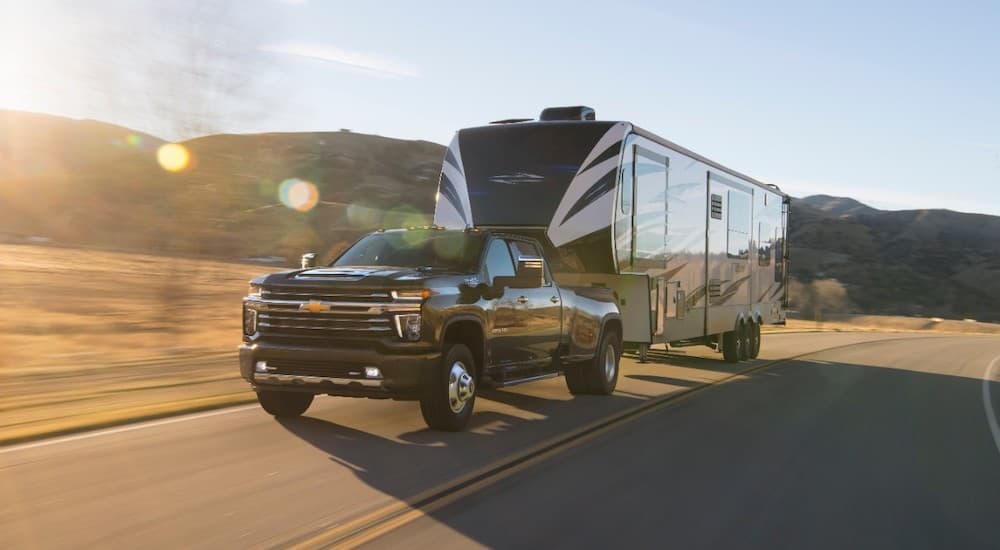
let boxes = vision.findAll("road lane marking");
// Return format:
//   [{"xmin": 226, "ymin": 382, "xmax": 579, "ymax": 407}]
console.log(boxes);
[
  {"xmin": 0, "ymin": 404, "xmax": 259, "ymax": 455},
  {"xmin": 289, "ymin": 335, "xmax": 932, "ymax": 549},
  {"xmin": 982, "ymin": 353, "xmax": 1000, "ymax": 457}
]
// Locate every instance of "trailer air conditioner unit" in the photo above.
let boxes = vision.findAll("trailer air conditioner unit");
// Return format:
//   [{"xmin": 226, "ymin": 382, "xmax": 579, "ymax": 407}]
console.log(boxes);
[{"xmin": 539, "ymin": 105, "xmax": 596, "ymax": 121}]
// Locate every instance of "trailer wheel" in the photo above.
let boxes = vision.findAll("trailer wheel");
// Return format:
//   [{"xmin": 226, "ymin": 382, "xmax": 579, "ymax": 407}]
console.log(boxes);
[
  {"xmin": 257, "ymin": 390, "xmax": 313, "ymax": 418},
  {"xmin": 420, "ymin": 343, "xmax": 477, "ymax": 431},
  {"xmin": 749, "ymin": 320, "xmax": 761, "ymax": 359},
  {"xmin": 738, "ymin": 322, "xmax": 751, "ymax": 361},
  {"xmin": 565, "ymin": 329, "xmax": 621, "ymax": 395},
  {"xmin": 722, "ymin": 330, "xmax": 740, "ymax": 362}
]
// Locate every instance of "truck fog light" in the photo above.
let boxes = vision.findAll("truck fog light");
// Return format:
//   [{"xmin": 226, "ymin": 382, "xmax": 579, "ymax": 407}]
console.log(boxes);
[
  {"xmin": 243, "ymin": 307, "xmax": 258, "ymax": 335},
  {"xmin": 394, "ymin": 313, "xmax": 422, "ymax": 341},
  {"xmin": 254, "ymin": 360, "xmax": 271, "ymax": 373},
  {"xmin": 365, "ymin": 367, "xmax": 382, "ymax": 379}
]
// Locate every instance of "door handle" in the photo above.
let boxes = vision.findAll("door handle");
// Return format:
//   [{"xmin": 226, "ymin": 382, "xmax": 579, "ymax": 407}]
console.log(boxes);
[
  {"xmin": 550, "ymin": 296, "xmax": 560, "ymax": 303},
  {"xmin": 517, "ymin": 296, "xmax": 528, "ymax": 304}
]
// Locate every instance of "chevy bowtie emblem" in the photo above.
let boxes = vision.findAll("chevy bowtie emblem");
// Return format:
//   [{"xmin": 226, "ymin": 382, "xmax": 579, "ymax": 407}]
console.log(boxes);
[{"xmin": 300, "ymin": 300, "xmax": 331, "ymax": 313}]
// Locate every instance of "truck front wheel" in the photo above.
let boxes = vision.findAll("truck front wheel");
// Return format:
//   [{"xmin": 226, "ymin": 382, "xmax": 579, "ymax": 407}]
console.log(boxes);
[
  {"xmin": 420, "ymin": 343, "xmax": 477, "ymax": 431},
  {"xmin": 565, "ymin": 330, "xmax": 621, "ymax": 395},
  {"xmin": 257, "ymin": 390, "xmax": 313, "ymax": 418}
]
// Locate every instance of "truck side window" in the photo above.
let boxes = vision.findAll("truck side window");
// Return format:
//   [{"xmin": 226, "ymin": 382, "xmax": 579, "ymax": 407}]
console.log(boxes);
[{"xmin": 483, "ymin": 239, "xmax": 515, "ymax": 284}]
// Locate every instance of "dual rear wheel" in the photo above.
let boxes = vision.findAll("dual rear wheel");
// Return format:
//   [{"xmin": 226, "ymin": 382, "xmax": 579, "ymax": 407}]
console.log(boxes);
[{"xmin": 565, "ymin": 330, "xmax": 621, "ymax": 395}]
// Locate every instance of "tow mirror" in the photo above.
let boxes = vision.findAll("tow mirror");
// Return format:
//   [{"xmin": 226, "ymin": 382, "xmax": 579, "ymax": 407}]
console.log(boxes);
[
  {"xmin": 301, "ymin": 252, "xmax": 317, "ymax": 269},
  {"xmin": 510, "ymin": 256, "xmax": 544, "ymax": 289}
]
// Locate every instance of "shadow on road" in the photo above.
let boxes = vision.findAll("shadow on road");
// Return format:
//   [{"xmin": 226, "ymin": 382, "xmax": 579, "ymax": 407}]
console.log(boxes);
[
  {"xmin": 274, "ymin": 337, "xmax": 1000, "ymax": 549},
  {"xmin": 626, "ymin": 373, "xmax": 702, "ymax": 387}
]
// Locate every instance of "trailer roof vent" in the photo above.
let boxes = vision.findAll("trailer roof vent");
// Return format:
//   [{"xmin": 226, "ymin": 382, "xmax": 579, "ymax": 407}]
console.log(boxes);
[
  {"xmin": 539, "ymin": 106, "xmax": 596, "ymax": 121},
  {"xmin": 489, "ymin": 117, "xmax": 533, "ymax": 124}
]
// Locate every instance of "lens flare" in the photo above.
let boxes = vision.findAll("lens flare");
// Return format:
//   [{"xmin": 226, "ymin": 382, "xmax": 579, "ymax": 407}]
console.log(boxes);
[
  {"xmin": 126, "ymin": 134, "xmax": 143, "ymax": 148},
  {"xmin": 157, "ymin": 143, "xmax": 190, "ymax": 172},
  {"xmin": 279, "ymin": 178, "xmax": 319, "ymax": 212}
]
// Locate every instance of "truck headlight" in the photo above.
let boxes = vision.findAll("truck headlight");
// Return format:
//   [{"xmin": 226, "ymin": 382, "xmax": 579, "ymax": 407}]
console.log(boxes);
[
  {"xmin": 243, "ymin": 306, "xmax": 258, "ymax": 336},
  {"xmin": 248, "ymin": 283, "xmax": 262, "ymax": 297},
  {"xmin": 394, "ymin": 313, "xmax": 421, "ymax": 341},
  {"xmin": 392, "ymin": 289, "xmax": 433, "ymax": 302}
]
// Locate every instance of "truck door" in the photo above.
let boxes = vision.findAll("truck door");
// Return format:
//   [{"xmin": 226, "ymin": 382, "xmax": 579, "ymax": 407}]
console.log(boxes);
[
  {"xmin": 508, "ymin": 240, "xmax": 562, "ymax": 373},
  {"xmin": 483, "ymin": 238, "xmax": 521, "ymax": 368}
]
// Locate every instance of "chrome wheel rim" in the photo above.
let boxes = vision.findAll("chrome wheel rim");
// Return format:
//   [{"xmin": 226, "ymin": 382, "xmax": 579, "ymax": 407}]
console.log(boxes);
[
  {"xmin": 604, "ymin": 344, "xmax": 617, "ymax": 381},
  {"xmin": 448, "ymin": 361, "xmax": 475, "ymax": 413}
]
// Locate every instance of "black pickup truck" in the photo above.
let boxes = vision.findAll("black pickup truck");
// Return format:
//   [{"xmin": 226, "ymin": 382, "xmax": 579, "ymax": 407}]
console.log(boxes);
[{"xmin": 240, "ymin": 227, "xmax": 622, "ymax": 431}]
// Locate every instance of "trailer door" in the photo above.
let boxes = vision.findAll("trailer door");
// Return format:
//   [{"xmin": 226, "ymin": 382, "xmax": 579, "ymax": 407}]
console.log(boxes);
[{"xmin": 633, "ymin": 147, "xmax": 668, "ymax": 336}]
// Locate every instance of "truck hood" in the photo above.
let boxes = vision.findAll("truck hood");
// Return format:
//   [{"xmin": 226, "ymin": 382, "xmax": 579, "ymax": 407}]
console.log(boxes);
[{"xmin": 256, "ymin": 266, "xmax": 453, "ymax": 288}]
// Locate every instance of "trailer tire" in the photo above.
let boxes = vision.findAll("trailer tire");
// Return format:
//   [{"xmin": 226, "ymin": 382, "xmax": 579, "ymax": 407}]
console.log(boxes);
[
  {"xmin": 738, "ymin": 321, "xmax": 751, "ymax": 361},
  {"xmin": 420, "ymin": 343, "xmax": 477, "ymax": 431},
  {"xmin": 257, "ymin": 390, "xmax": 313, "ymax": 418},
  {"xmin": 749, "ymin": 320, "xmax": 761, "ymax": 359},
  {"xmin": 565, "ymin": 329, "xmax": 621, "ymax": 395},
  {"xmin": 722, "ymin": 330, "xmax": 741, "ymax": 362}
]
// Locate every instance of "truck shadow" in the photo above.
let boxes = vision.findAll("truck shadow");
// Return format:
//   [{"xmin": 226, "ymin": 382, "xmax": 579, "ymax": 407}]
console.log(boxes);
[
  {"xmin": 626, "ymin": 373, "xmax": 702, "ymax": 387},
  {"xmin": 282, "ymin": 348, "xmax": 1000, "ymax": 549},
  {"xmin": 274, "ymin": 347, "xmax": 764, "ymax": 518},
  {"xmin": 277, "ymin": 388, "xmax": 647, "ymax": 522},
  {"xmin": 278, "ymin": 341, "xmax": 955, "ymax": 547}
]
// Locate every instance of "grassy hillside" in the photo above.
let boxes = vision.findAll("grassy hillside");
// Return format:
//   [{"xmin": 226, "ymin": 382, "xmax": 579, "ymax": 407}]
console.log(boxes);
[
  {"xmin": 789, "ymin": 198, "xmax": 1000, "ymax": 321},
  {"xmin": 0, "ymin": 111, "xmax": 444, "ymax": 261}
]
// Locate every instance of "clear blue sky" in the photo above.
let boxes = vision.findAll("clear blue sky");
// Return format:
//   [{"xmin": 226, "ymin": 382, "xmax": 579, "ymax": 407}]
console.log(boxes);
[{"xmin": 2, "ymin": 0, "xmax": 999, "ymax": 214}]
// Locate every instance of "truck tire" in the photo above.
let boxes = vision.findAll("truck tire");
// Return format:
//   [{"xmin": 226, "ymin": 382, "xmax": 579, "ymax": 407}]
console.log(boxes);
[
  {"xmin": 749, "ymin": 320, "xmax": 761, "ymax": 359},
  {"xmin": 420, "ymin": 343, "xmax": 477, "ymax": 431},
  {"xmin": 722, "ymin": 329, "xmax": 741, "ymax": 363},
  {"xmin": 738, "ymin": 321, "xmax": 751, "ymax": 361},
  {"xmin": 565, "ymin": 330, "xmax": 621, "ymax": 395},
  {"xmin": 257, "ymin": 390, "xmax": 313, "ymax": 418}
]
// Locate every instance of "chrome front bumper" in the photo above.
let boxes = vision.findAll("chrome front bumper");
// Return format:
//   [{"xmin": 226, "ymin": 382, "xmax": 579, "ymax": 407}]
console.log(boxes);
[{"xmin": 253, "ymin": 373, "xmax": 383, "ymax": 388}]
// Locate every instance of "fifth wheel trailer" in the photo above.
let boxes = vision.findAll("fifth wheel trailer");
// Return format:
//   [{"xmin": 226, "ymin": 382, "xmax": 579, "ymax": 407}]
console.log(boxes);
[{"xmin": 433, "ymin": 106, "xmax": 789, "ymax": 362}]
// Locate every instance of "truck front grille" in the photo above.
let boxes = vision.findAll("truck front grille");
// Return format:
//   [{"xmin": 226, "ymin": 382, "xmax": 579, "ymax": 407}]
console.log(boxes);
[
  {"xmin": 261, "ymin": 287, "xmax": 391, "ymax": 303},
  {"xmin": 257, "ymin": 309, "xmax": 393, "ymax": 339}
]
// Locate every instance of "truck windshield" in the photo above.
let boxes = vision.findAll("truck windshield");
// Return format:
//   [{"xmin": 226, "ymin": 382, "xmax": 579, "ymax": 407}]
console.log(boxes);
[{"xmin": 333, "ymin": 231, "xmax": 485, "ymax": 271}]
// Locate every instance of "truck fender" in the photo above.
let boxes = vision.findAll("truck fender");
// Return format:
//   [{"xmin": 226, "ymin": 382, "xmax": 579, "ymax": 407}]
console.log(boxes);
[
  {"xmin": 438, "ymin": 314, "xmax": 488, "ymax": 376},
  {"xmin": 599, "ymin": 313, "xmax": 624, "ymax": 346}
]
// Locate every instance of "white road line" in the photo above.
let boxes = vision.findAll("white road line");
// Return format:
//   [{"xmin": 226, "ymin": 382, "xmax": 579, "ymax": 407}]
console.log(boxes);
[
  {"xmin": 982, "ymin": 354, "xmax": 1000, "ymax": 457},
  {"xmin": 0, "ymin": 404, "xmax": 259, "ymax": 455}
]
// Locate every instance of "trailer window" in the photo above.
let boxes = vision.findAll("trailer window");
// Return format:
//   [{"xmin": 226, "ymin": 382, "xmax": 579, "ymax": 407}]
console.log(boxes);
[
  {"xmin": 634, "ymin": 147, "xmax": 668, "ymax": 267},
  {"xmin": 620, "ymin": 151, "xmax": 633, "ymax": 215},
  {"xmin": 727, "ymin": 190, "xmax": 751, "ymax": 259},
  {"xmin": 758, "ymin": 222, "xmax": 772, "ymax": 266}
]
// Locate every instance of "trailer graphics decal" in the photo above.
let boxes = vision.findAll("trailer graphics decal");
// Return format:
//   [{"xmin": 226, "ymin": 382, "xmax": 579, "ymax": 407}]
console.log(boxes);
[{"xmin": 547, "ymin": 123, "xmax": 628, "ymax": 247}]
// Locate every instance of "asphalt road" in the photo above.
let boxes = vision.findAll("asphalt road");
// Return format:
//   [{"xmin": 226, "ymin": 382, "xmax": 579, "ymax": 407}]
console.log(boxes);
[{"xmin": 3, "ymin": 333, "xmax": 1000, "ymax": 549}]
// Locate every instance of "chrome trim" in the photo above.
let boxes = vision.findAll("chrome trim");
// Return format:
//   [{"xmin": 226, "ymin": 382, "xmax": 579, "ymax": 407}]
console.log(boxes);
[
  {"xmin": 253, "ymin": 373, "xmax": 383, "ymax": 387},
  {"xmin": 257, "ymin": 322, "xmax": 391, "ymax": 332},
  {"xmin": 246, "ymin": 298, "xmax": 420, "ymax": 314}
]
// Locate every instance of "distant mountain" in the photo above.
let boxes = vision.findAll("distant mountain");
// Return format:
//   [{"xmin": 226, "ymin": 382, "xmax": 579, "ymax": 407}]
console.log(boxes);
[
  {"xmin": 0, "ymin": 110, "xmax": 164, "ymax": 177},
  {"xmin": 0, "ymin": 110, "xmax": 444, "ymax": 258},
  {"xmin": 2, "ymin": 111, "xmax": 998, "ymax": 321},
  {"xmin": 790, "ymin": 196, "xmax": 1000, "ymax": 321},
  {"xmin": 795, "ymin": 194, "xmax": 878, "ymax": 217}
]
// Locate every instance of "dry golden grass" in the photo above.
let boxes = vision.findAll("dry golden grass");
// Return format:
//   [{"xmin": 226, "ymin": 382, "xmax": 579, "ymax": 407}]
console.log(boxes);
[
  {"xmin": 764, "ymin": 314, "xmax": 1000, "ymax": 335},
  {"xmin": 1, "ymin": 244, "xmax": 275, "ymax": 444}
]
